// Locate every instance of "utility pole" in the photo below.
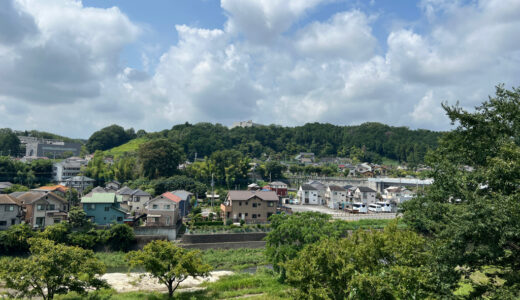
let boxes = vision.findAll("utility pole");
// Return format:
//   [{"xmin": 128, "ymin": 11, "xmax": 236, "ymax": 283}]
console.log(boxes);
[{"xmin": 211, "ymin": 173, "xmax": 214, "ymax": 208}]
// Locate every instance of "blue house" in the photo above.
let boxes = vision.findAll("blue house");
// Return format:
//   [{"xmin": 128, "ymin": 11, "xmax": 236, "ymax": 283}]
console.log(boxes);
[{"xmin": 81, "ymin": 193, "xmax": 127, "ymax": 225}]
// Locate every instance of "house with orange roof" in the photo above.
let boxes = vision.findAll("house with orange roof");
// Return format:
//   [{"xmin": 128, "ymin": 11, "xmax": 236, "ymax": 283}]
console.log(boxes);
[{"xmin": 32, "ymin": 185, "xmax": 69, "ymax": 198}]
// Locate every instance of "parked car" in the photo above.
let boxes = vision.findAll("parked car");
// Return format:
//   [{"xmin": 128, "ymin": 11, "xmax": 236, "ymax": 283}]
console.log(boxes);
[
  {"xmin": 352, "ymin": 202, "xmax": 367, "ymax": 213},
  {"xmin": 376, "ymin": 201, "xmax": 392, "ymax": 212},
  {"xmin": 368, "ymin": 203, "xmax": 382, "ymax": 213}
]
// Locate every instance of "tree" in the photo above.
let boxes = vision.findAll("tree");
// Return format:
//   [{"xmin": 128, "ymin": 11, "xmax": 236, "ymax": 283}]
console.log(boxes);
[
  {"xmin": 0, "ymin": 128, "xmax": 21, "ymax": 157},
  {"xmin": 106, "ymin": 224, "xmax": 135, "ymax": 251},
  {"xmin": 0, "ymin": 238, "xmax": 107, "ymax": 300},
  {"xmin": 0, "ymin": 223, "xmax": 35, "ymax": 254},
  {"xmin": 126, "ymin": 240, "xmax": 211, "ymax": 297},
  {"xmin": 265, "ymin": 212, "xmax": 333, "ymax": 279},
  {"xmin": 86, "ymin": 124, "xmax": 134, "ymax": 153},
  {"xmin": 401, "ymin": 85, "xmax": 520, "ymax": 297},
  {"xmin": 68, "ymin": 206, "xmax": 91, "ymax": 229},
  {"xmin": 138, "ymin": 139, "xmax": 184, "ymax": 179},
  {"xmin": 284, "ymin": 222, "xmax": 446, "ymax": 299}
]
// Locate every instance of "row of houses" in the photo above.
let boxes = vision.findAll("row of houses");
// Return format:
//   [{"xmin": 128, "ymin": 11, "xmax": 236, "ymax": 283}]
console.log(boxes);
[
  {"xmin": 297, "ymin": 180, "xmax": 414, "ymax": 209},
  {"xmin": 0, "ymin": 182, "xmax": 193, "ymax": 230}
]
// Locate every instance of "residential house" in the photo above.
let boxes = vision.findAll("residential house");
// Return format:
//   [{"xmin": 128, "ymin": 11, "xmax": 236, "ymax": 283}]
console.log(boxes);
[
  {"xmin": 383, "ymin": 186, "xmax": 414, "ymax": 203},
  {"xmin": 221, "ymin": 190, "xmax": 278, "ymax": 223},
  {"xmin": 355, "ymin": 163, "xmax": 373, "ymax": 176},
  {"xmin": 32, "ymin": 185, "xmax": 69, "ymax": 198},
  {"xmin": 15, "ymin": 191, "xmax": 68, "ymax": 228},
  {"xmin": 144, "ymin": 194, "xmax": 179, "ymax": 226},
  {"xmin": 84, "ymin": 186, "xmax": 110, "ymax": 197},
  {"xmin": 81, "ymin": 193, "xmax": 126, "ymax": 225},
  {"xmin": 295, "ymin": 152, "xmax": 315, "ymax": 164},
  {"xmin": 325, "ymin": 185, "xmax": 347, "ymax": 209},
  {"xmin": 106, "ymin": 180, "xmax": 121, "ymax": 191},
  {"xmin": 309, "ymin": 181, "xmax": 327, "ymax": 205},
  {"xmin": 297, "ymin": 184, "xmax": 320, "ymax": 205},
  {"xmin": 116, "ymin": 187, "xmax": 151, "ymax": 214},
  {"xmin": 171, "ymin": 190, "xmax": 192, "ymax": 217},
  {"xmin": 353, "ymin": 187, "xmax": 378, "ymax": 204},
  {"xmin": 0, "ymin": 182, "xmax": 13, "ymax": 194},
  {"xmin": 53, "ymin": 159, "xmax": 82, "ymax": 182},
  {"xmin": 247, "ymin": 183, "xmax": 260, "ymax": 191},
  {"xmin": 0, "ymin": 195, "xmax": 23, "ymax": 230},
  {"xmin": 63, "ymin": 176, "xmax": 95, "ymax": 192},
  {"xmin": 343, "ymin": 185, "xmax": 357, "ymax": 201},
  {"xmin": 268, "ymin": 181, "xmax": 288, "ymax": 197}
]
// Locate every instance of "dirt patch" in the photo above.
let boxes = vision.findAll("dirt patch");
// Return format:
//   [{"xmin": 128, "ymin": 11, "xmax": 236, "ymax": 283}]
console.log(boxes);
[{"xmin": 101, "ymin": 271, "xmax": 234, "ymax": 293}]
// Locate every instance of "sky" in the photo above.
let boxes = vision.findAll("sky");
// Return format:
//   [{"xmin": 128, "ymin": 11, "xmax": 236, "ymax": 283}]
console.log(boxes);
[{"xmin": 1, "ymin": 0, "xmax": 519, "ymax": 139}]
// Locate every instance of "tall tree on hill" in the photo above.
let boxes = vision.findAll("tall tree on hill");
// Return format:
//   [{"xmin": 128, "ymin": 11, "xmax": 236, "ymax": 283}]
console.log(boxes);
[
  {"xmin": 86, "ymin": 124, "xmax": 134, "ymax": 153},
  {"xmin": 0, "ymin": 128, "xmax": 21, "ymax": 157},
  {"xmin": 138, "ymin": 139, "xmax": 184, "ymax": 179}
]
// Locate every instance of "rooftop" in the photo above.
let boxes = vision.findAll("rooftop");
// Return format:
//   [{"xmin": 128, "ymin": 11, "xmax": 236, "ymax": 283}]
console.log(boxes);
[
  {"xmin": 228, "ymin": 190, "xmax": 279, "ymax": 201},
  {"xmin": 81, "ymin": 193, "xmax": 122, "ymax": 204}
]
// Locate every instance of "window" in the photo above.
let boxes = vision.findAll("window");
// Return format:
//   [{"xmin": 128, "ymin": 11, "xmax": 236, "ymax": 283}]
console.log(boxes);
[
  {"xmin": 152, "ymin": 204, "xmax": 158, "ymax": 209},
  {"xmin": 37, "ymin": 204, "xmax": 45, "ymax": 211},
  {"xmin": 0, "ymin": 221, "xmax": 6, "ymax": 226},
  {"xmin": 252, "ymin": 214, "xmax": 257, "ymax": 219},
  {"xmin": 5, "ymin": 205, "xmax": 14, "ymax": 211},
  {"xmin": 117, "ymin": 217, "xmax": 123, "ymax": 222},
  {"xmin": 164, "ymin": 205, "xmax": 171, "ymax": 209},
  {"xmin": 104, "ymin": 207, "xmax": 110, "ymax": 212},
  {"xmin": 268, "ymin": 202, "xmax": 274, "ymax": 207},
  {"xmin": 258, "ymin": 214, "xmax": 261, "ymax": 218},
  {"xmin": 11, "ymin": 219, "xmax": 16, "ymax": 225},
  {"xmin": 252, "ymin": 203, "xmax": 257, "ymax": 208},
  {"xmin": 48, "ymin": 204, "xmax": 55, "ymax": 210},
  {"xmin": 89, "ymin": 204, "xmax": 95, "ymax": 210},
  {"xmin": 245, "ymin": 213, "xmax": 248, "ymax": 216},
  {"xmin": 53, "ymin": 219, "xmax": 61, "ymax": 224},
  {"xmin": 239, "ymin": 202, "xmax": 242, "ymax": 206},
  {"xmin": 246, "ymin": 202, "xmax": 249, "ymax": 205}
]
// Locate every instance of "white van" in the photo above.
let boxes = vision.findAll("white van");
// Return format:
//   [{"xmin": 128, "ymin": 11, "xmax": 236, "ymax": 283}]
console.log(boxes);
[
  {"xmin": 368, "ymin": 203, "xmax": 382, "ymax": 213},
  {"xmin": 376, "ymin": 202, "xmax": 392, "ymax": 212},
  {"xmin": 352, "ymin": 202, "xmax": 367, "ymax": 213}
]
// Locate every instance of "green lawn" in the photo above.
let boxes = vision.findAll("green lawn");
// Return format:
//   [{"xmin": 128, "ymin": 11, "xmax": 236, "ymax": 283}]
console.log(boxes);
[
  {"xmin": 104, "ymin": 138, "xmax": 148, "ymax": 157},
  {"xmin": 94, "ymin": 248, "xmax": 267, "ymax": 272}
]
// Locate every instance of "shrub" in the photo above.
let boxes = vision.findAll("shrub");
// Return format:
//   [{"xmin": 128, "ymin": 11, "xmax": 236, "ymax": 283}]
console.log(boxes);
[
  {"xmin": 107, "ymin": 224, "xmax": 135, "ymax": 251},
  {"xmin": 226, "ymin": 219, "xmax": 233, "ymax": 226}
]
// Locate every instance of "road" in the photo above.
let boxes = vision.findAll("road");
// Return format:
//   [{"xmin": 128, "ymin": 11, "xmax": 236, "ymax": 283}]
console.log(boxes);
[{"xmin": 285, "ymin": 204, "xmax": 398, "ymax": 221}]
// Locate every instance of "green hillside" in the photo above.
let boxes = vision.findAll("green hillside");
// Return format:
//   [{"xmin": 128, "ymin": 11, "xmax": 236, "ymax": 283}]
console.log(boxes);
[{"xmin": 103, "ymin": 138, "xmax": 148, "ymax": 157}]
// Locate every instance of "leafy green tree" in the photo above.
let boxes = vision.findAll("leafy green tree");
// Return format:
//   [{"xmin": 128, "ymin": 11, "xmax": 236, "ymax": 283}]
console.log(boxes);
[
  {"xmin": 0, "ymin": 238, "xmax": 107, "ymax": 300},
  {"xmin": 265, "ymin": 212, "xmax": 333, "ymax": 279},
  {"xmin": 0, "ymin": 223, "xmax": 36, "ymax": 254},
  {"xmin": 0, "ymin": 128, "xmax": 21, "ymax": 157},
  {"xmin": 138, "ymin": 139, "xmax": 184, "ymax": 179},
  {"xmin": 106, "ymin": 224, "xmax": 135, "ymax": 251},
  {"xmin": 68, "ymin": 206, "xmax": 91, "ymax": 229},
  {"xmin": 284, "ymin": 222, "xmax": 446, "ymax": 299},
  {"xmin": 260, "ymin": 161, "xmax": 287, "ymax": 180},
  {"xmin": 3, "ymin": 183, "xmax": 29, "ymax": 193},
  {"xmin": 401, "ymin": 85, "xmax": 520, "ymax": 297},
  {"xmin": 41, "ymin": 223, "xmax": 71, "ymax": 244},
  {"xmin": 126, "ymin": 240, "xmax": 211, "ymax": 297},
  {"xmin": 86, "ymin": 124, "xmax": 134, "ymax": 153}
]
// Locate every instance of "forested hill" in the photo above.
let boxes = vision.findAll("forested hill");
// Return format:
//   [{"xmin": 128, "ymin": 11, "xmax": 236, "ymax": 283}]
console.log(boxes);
[{"xmin": 139, "ymin": 122, "xmax": 442, "ymax": 164}]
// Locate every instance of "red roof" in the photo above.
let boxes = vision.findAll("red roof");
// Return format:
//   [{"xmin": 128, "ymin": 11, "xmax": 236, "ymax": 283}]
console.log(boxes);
[{"xmin": 162, "ymin": 192, "xmax": 182, "ymax": 203}]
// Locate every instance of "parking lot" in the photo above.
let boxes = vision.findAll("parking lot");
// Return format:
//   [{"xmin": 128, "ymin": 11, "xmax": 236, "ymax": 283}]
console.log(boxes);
[{"xmin": 285, "ymin": 204, "xmax": 398, "ymax": 221}]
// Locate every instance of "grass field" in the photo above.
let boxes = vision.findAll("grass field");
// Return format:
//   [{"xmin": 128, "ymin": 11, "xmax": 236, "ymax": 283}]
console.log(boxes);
[
  {"xmin": 104, "ymin": 138, "xmax": 148, "ymax": 157},
  {"xmin": 56, "ymin": 268, "xmax": 291, "ymax": 300},
  {"xmin": 94, "ymin": 248, "xmax": 267, "ymax": 272}
]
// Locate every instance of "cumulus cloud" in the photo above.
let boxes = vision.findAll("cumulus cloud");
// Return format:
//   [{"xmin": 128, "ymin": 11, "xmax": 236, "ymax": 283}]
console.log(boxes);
[{"xmin": 1, "ymin": 0, "xmax": 520, "ymax": 138}]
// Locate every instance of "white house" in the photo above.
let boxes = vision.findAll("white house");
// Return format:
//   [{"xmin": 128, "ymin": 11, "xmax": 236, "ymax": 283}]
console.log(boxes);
[
  {"xmin": 298, "ymin": 184, "xmax": 320, "ymax": 205},
  {"xmin": 325, "ymin": 185, "xmax": 347, "ymax": 209},
  {"xmin": 354, "ymin": 186, "xmax": 377, "ymax": 204},
  {"xmin": 309, "ymin": 181, "xmax": 327, "ymax": 205},
  {"xmin": 383, "ymin": 186, "xmax": 414, "ymax": 203}
]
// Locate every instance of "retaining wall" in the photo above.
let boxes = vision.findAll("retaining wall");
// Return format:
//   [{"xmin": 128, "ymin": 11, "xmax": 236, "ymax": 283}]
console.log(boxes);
[
  {"xmin": 181, "ymin": 232, "xmax": 267, "ymax": 244},
  {"xmin": 134, "ymin": 226, "xmax": 177, "ymax": 240}
]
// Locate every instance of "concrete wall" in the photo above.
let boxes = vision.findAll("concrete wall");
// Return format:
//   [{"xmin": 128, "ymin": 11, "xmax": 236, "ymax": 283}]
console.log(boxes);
[
  {"xmin": 181, "ymin": 232, "xmax": 267, "ymax": 244},
  {"xmin": 133, "ymin": 235, "xmax": 169, "ymax": 250},
  {"xmin": 180, "ymin": 241, "xmax": 266, "ymax": 250},
  {"xmin": 134, "ymin": 226, "xmax": 177, "ymax": 240}
]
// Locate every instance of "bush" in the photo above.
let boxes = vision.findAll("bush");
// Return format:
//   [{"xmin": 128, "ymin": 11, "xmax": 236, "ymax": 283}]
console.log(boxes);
[
  {"xmin": 192, "ymin": 221, "xmax": 224, "ymax": 227},
  {"xmin": 226, "ymin": 219, "xmax": 233, "ymax": 226},
  {"xmin": 240, "ymin": 219, "xmax": 245, "ymax": 226},
  {"xmin": 67, "ymin": 230, "xmax": 101, "ymax": 250},
  {"xmin": 107, "ymin": 224, "xmax": 135, "ymax": 251},
  {"xmin": 0, "ymin": 224, "xmax": 35, "ymax": 254},
  {"xmin": 41, "ymin": 222, "xmax": 71, "ymax": 244}
]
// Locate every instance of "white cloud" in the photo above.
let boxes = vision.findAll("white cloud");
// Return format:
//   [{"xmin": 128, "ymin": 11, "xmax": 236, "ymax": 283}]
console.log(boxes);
[
  {"xmin": 1, "ymin": 0, "xmax": 520, "ymax": 138},
  {"xmin": 296, "ymin": 10, "xmax": 377, "ymax": 61}
]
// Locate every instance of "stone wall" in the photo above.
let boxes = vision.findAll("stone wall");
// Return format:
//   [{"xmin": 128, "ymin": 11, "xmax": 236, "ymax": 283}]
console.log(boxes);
[
  {"xmin": 180, "ymin": 241, "xmax": 266, "ymax": 250},
  {"xmin": 181, "ymin": 232, "xmax": 267, "ymax": 244},
  {"xmin": 134, "ymin": 226, "xmax": 177, "ymax": 240}
]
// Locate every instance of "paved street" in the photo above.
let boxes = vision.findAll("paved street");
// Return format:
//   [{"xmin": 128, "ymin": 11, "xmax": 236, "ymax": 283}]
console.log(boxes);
[{"xmin": 285, "ymin": 204, "xmax": 398, "ymax": 221}]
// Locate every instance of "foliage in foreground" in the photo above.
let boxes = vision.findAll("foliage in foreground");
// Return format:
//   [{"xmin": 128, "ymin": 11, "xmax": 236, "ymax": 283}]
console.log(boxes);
[
  {"xmin": 0, "ymin": 238, "xmax": 107, "ymax": 300},
  {"xmin": 285, "ymin": 223, "xmax": 448, "ymax": 299},
  {"xmin": 401, "ymin": 85, "xmax": 520, "ymax": 298},
  {"xmin": 126, "ymin": 240, "xmax": 211, "ymax": 297}
]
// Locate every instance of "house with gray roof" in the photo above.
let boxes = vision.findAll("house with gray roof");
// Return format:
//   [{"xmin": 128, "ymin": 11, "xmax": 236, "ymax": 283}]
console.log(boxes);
[
  {"xmin": 0, "ymin": 182, "xmax": 13, "ymax": 194},
  {"xmin": 0, "ymin": 194, "xmax": 23, "ymax": 230},
  {"xmin": 297, "ymin": 184, "xmax": 320, "ymax": 205},
  {"xmin": 116, "ymin": 186, "xmax": 151, "ymax": 214},
  {"xmin": 63, "ymin": 176, "xmax": 95, "ymax": 193},
  {"xmin": 221, "ymin": 190, "xmax": 278, "ymax": 223},
  {"xmin": 325, "ymin": 185, "xmax": 347, "ymax": 209},
  {"xmin": 14, "ymin": 191, "xmax": 68, "ymax": 228},
  {"xmin": 354, "ymin": 186, "xmax": 378, "ymax": 204}
]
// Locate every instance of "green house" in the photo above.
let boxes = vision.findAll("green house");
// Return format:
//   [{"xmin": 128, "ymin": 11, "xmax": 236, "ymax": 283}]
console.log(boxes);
[{"xmin": 81, "ymin": 193, "xmax": 127, "ymax": 225}]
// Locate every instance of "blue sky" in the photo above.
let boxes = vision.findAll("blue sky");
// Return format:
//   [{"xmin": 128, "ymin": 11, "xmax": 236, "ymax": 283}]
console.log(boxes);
[{"xmin": 1, "ymin": 0, "xmax": 519, "ymax": 138}]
